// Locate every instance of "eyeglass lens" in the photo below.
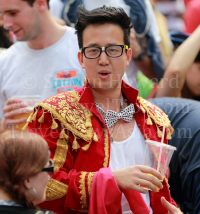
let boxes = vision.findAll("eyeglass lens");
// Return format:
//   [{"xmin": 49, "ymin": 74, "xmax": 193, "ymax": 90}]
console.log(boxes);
[{"xmin": 84, "ymin": 45, "xmax": 123, "ymax": 59}]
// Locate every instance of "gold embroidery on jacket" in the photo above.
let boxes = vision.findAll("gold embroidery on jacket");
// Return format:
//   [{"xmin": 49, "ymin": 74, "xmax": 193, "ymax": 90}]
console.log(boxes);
[
  {"xmin": 137, "ymin": 97, "xmax": 174, "ymax": 139},
  {"xmin": 45, "ymin": 179, "xmax": 68, "ymax": 201},
  {"xmin": 36, "ymin": 91, "xmax": 94, "ymax": 144},
  {"xmin": 79, "ymin": 172, "xmax": 87, "ymax": 210},
  {"xmin": 103, "ymin": 129, "xmax": 109, "ymax": 168},
  {"xmin": 54, "ymin": 138, "xmax": 69, "ymax": 172},
  {"xmin": 69, "ymin": 209, "xmax": 88, "ymax": 213},
  {"xmin": 88, "ymin": 172, "xmax": 95, "ymax": 196}
]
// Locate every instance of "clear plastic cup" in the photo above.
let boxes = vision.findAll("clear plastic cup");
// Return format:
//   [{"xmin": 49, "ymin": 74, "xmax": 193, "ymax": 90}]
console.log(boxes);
[
  {"xmin": 141, "ymin": 140, "xmax": 176, "ymax": 190},
  {"xmin": 12, "ymin": 95, "xmax": 41, "ymax": 130}
]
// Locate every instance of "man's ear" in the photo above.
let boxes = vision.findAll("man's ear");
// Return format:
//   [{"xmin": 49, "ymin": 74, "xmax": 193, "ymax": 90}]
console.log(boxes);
[
  {"xmin": 126, "ymin": 48, "xmax": 132, "ymax": 66},
  {"xmin": 23, "ymin": 178, "xmax": 31, "ymax": 190},
  {"xmin": 34, "ymin": 0, "xmax": 47, "ymax": 12},
  {"xmin": 78, "ymin": 51, "xmax": 85, "ymax": 69}
]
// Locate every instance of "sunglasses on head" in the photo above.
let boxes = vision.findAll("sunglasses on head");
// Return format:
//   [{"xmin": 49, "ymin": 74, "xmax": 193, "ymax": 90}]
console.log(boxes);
[{"xmin": 42, "ymin": 159, "xmax": 54, "ymax": 178}]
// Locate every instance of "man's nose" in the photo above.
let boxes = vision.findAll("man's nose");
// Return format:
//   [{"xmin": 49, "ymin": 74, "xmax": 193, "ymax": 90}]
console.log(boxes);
[
  {"xmin": 98, "ymin": 51, "xmax": 109, "ymax": 65},
  {"xmin": 3, "ymin": 15, "xmax": 13, "ymax": 30}
]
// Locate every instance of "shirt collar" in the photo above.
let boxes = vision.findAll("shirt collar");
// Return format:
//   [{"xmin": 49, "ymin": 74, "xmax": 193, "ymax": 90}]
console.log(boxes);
[{"xmin": 79, "ymin": 79, "xmax": 138, "ymax": 116}]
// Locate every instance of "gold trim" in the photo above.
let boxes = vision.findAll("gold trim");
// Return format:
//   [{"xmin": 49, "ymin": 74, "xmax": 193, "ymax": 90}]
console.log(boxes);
[
  {"xmin": 37, "ymin": 103, "xmax": 93, "ymax": 143},
  {"xmin": 137, "ymin": 97, "xmax": 171, "ymax": 127},
  {"xmin": 38, "ymin": 111, "xmax": 44, "ymax": 123},
  {"xmin": 137, "ymin": 97, "xmax": 174, "ymax": 139},
  {"xmin": 88, "ymin": 172, "xmax": 95, "ymax": 196},
  {"xmin": 45, "ymin": 179, "xmax": 68, "ymax": 201},
  {"xmin": 59, "ymin": 129, "xmax": 69, "ymax": 140},
  {"xmin": 51, "ymin": 118, "xmax": 58, "ymax": 129},
  {"xmin": 27, "ymin": 112, "xmax": 33, "ymax": 122},
  {"xmin": 72, "ymin": 136, "xmax": 80, "ymax": 150},
  {"xmin": 79, "ymin": 172, "xmax": 87, "ymax": 210},
  {"xmin": 147, "ymin": 116, "xmax": 153, "ymax": 125},
  {"xmin": 103, "ymin": 129, "xmax": 109, "ymax": 168},
  {"xmin": 69, "ymin": 208, "xmax": 88, "ymax": 213},
  {"xmin": 32, "ymin": 109, "xmax": 38, "ymax": 121},
  {"xmin": 93, "ymin": 132, "xmax": 98, "ymax": 142},
  {"xmin": 54, "ymin": 138, "xmax": 69, "ymax": 172},
  {"xmin": 81, "ymin": 141, "xmax": 91, "ymax": 151},
  {"xmin": 22, "ymin": 122, "xmax": 28, "ymax": 131}
]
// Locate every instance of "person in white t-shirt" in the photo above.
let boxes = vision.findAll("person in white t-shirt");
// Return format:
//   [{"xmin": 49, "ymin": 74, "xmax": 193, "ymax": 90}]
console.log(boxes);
[{"xmin": 0, "ymin": 0, "xmax": 85, "ymax": 133}]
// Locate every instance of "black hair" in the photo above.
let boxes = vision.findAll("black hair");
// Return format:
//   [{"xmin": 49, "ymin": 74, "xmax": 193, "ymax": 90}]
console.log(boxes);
[
  {"xmin": 0, "ymin": 27, "xmax": 12, "ymax": 48},
  {"xmin": 22, "ymin": 0, "xmax": 50, "ymax": 9},
  {"xmin": 75, "ymin": 5, "xmax": 132, "ymax": 48}
]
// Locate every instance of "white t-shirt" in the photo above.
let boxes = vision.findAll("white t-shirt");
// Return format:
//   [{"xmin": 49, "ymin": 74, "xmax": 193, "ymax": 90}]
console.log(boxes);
[
  {"xmin": 109, "ymin": 121, "xmax": 152, "ymax": 214},
  {"xmin": 0, "ymin": 26, "xmax": 85, "ymax": 119},
  {"xmin": 49, "ymin": 0, "xmax": 64, "ymax": 18}
]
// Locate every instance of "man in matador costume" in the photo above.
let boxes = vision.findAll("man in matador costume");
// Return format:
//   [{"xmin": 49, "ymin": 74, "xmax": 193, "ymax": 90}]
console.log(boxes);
[{"xmin": 25, "ymin": 5, "xmax": 182, "ymax": 214}]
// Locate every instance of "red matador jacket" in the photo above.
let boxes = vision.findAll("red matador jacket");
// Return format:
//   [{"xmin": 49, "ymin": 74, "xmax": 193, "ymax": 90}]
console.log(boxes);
[{"xmin": 25, "ymin": 80, "xmax": 176, "ymax": 214}]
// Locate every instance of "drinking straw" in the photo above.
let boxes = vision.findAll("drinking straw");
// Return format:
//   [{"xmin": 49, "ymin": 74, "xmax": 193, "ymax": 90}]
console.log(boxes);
[{"xmin": 157, "ymin": 125, "xmax": 166, "ymax": 171}]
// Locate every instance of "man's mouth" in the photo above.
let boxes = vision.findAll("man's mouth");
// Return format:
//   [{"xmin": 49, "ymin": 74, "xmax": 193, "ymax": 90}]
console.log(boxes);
[
  {"xmin": 98, "ymin": 71, "xmax": 111, "ymax": 79},
  {"xmin": 100, "ymin": 73, "xmax": 109, "ymax": 76},
  {"xmin": 13, "ymin": 29, "xmax": 21, "ymax": 35}
]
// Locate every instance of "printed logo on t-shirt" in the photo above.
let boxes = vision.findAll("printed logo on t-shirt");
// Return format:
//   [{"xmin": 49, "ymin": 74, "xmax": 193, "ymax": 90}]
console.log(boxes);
[{"xmin": 52, "ymin": 69, "xmax": 84, "ymax": 93}]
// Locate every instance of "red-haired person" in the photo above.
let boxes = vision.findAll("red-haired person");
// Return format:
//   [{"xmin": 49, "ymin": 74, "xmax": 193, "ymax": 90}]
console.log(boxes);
[{"xmin": 0, "ymin": 130, "xmax": 55, "ymax": 214}]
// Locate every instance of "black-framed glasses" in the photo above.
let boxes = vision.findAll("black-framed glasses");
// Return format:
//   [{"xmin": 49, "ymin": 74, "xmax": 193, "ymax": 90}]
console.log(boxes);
[
  {"xmin": 42, "ymin": 159, "xmax": 54, "ymax": 178},
  {"xmin": 81, "ymin": 45, "xmax": 128, "ymax": 59}
]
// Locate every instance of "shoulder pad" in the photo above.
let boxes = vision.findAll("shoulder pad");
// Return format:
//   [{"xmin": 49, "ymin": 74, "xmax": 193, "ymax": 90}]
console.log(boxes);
[
  {"xmin": 137, "ymin": 97, "xmax": 174, "ymax": 139},
  {"xmin": 35, "ymin": 91, "xmax": 95, "ymax": 142}
]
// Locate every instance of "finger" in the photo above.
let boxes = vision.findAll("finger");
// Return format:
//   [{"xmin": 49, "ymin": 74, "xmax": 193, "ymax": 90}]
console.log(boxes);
[
  {"xmin": 4, "ymin": 108, "xmax": 31, "ymax": 119},
  {"xmin": 4, "ymin": 102, "xmax": 28, "ymax": 113},
  {"xmin": 141, "ymin": 173, "xmax": 163, "ymax": 190},
  {"xmin": 133, "ymin": 184, "xmax": 148, "ymax": 194},
  {"xmin": 5, "ymin": 98, "xmax": 23, "ymax": 105},
  {"xmin": 140, "ymin": 165, "xmax": 164, "ymax": 181},
  {"xmin": 161, "ymin": 197, "xmax": 179, "ymax": 213},
  {"xmin": 138, "ymin": 179, "xmax": 159, "ymax": 192},
  {"xmin": 6, "ymin": 117, "xmax": 27, "ymax": 126}
]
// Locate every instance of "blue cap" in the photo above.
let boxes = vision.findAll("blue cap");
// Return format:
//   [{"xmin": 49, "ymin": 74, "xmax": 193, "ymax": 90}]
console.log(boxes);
[{"xmin": 169, "ymin": 31, "xmax": 200, "ymax": 62}]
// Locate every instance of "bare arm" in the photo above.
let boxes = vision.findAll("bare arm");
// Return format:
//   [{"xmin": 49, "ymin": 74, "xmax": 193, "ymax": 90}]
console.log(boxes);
[{"xmin": 155, "ymin": 26, "xmax": 200, "ymax": 98}]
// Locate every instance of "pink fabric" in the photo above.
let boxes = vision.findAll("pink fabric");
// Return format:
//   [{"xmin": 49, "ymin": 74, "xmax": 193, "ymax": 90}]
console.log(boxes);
[
  {"xmin": 89, "ymin": 168, "xmax": 122, "ymax": 214},
  {"xmin": 89, "ymin": 168, "xmax": 150, "ymax": 214}
]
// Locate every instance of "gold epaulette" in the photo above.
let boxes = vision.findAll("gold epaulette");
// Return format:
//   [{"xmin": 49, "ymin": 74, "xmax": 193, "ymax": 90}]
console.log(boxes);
[
  {"xmin": 137, "ymin": 97, "xmax": 174, "ymax": 139},
  {"xmin": 24, "ymin": 90, "xmax": 98, "ymax": 150}
]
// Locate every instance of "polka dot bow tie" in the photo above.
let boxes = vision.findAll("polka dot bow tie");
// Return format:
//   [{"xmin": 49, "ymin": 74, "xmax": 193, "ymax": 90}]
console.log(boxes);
[{"xmin": 104, "ymin": 104, "xmax": 135, "ymax": 128}]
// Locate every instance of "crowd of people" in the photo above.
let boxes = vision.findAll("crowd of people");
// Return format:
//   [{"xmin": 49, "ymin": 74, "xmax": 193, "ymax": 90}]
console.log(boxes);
[{"xmin": 0, "ymin": 0, "xmax": 199, "ymax": 213}]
